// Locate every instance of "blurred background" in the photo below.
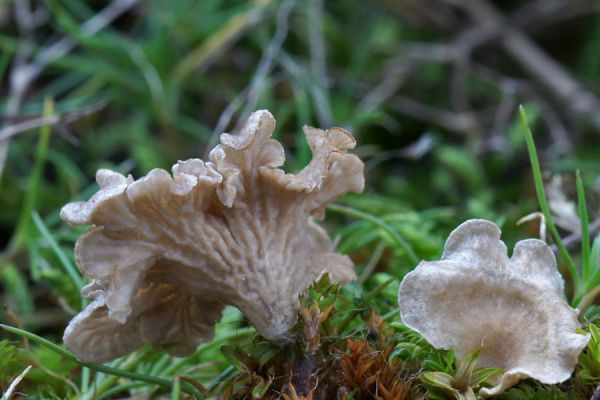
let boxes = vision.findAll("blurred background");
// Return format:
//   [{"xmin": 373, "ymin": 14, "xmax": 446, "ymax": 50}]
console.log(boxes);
[{"xmin": 1, "ymin": 0, "xmax": 600, "ymax": 395}]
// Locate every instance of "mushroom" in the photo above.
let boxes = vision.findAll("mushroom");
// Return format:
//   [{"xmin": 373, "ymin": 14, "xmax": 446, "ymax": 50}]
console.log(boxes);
[
  {"xmin": 398, "ymin": 219, "xmax": 589, "ymax": 397},
  {"xmin": 62, "ymin": 110, "xmax": 364, "ymax": 362}
]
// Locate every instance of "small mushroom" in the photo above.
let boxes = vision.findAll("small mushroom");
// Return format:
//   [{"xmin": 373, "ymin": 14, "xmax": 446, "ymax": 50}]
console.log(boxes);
[
  {"xmin": 62, "ymin": 110, "xmax": 364, "ymax": 362},
  {"xmin": 398, "ymin": 219, "xmax": 589, "ymax": 397}
]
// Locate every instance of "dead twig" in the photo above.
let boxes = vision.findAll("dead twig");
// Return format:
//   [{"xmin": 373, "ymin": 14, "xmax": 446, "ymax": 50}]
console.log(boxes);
[
  {"xmin": 551, "ymin": 218, "xmax": 600, "ymax": 253},
  {"xmin": 367, "ymin": 0, "xmax": 600, "ymax": 144},
  {"xmin": 357, "ymin": 62, "xmax": 413, "ymax": 115},
  {"xmin": 3, "ymin": 365, "xmax": 33, "ymax": 400},
  {"xmin": 0, "ymin": 0, "xmax": 140, "ymax": 178},
  {"xmin": 207, "ymin": 0, "xmax": 295, "ymax": 156},
  {"xmin": 0, "ymin": 102, "xmax": 106, "ymax": 142},
  {"xmin": 307, "ymin": 0, "xmax": 333, "ymax": 127},
  {"xmin": 511, "ymin": 0, "xmax": 600, "ymax": 31},
  {"xmin": 388, "ymin": 96, "xmax": 479, "ymax": 134},
  {"xmin": 445, "ymin": 0, "xmax": 600, "ymax": 132},
  {"xmin": 236, "ymin": 0, "xmax": 296, "ymax": 130},
  {"xmin": 472, "ymin": 63, "xmax": 571, "ymax": 154}
]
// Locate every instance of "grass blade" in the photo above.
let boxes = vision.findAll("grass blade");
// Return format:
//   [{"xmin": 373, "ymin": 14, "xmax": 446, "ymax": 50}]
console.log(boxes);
[
  {"xmin": 577, "ymin": 170, "xmax": 591, "ymax": 281},
  {"xmin": 336, "ymin": 276, "xmax": 397, "ymax": 333},
  {"xmin": 171, "ymin": 376, "xmax": 181, "ymax": 400},
  {"xmin": 519, "ymin": 106, "xmax": 579, "ymax": 297},
  {"xmin": 32, "ymin": 211, "xmax": 84, "ymax": 290},
  {"xmin": 9, "ymin": 98, "xmax": 53, "ymax": 253},
  {"xmin": 327, "ymin": 203, "xmax": 419, "ymax": 265},
  {"xmin": 170, "ymin": 0, "xmax": 275, "ymax": 85},
  {"xmin": 0, "ymin": 324, "xmax": 191, "ymax": 394}
]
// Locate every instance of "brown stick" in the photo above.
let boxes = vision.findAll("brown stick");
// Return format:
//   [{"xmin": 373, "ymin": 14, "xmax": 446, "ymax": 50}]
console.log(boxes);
[
  {"xmin": 551, "ymin": 218, "xmax": 600, "ymax": 253},
  {"xmin": 0, "ymin": 0, "xmax": 140, "ymax": 178},
  {"xmin": 447, "ymin": 0, "xmax": 600, "ymax": 131}
]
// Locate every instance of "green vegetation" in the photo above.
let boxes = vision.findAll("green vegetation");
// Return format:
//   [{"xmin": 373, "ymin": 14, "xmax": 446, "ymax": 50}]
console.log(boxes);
[{"xmin": 2, "ymin": 0, "xmax": 600, "ymax": 398}]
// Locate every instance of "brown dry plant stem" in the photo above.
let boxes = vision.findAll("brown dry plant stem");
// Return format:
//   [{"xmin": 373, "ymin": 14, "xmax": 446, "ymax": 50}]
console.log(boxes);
[
  {"xmin": 368, "ymin": 0, "xmax": 600, "ymax": 150},
  {"xmin": 451, "ymin": 0, "xmax": 600, "ymax": 130},
  {"xmin": 285, "ymin": 303, "xmax": 333, "ymax": 399},
  {"xmin": 1, "ymin": 0, "xmax": 140, "ymax": 178}
]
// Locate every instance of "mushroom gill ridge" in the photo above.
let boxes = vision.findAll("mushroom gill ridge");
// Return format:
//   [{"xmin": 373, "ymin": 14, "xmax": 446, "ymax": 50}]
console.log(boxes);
[{"xmin": 61, "ymin": 110, "xmax": 364, "ymax": 362}]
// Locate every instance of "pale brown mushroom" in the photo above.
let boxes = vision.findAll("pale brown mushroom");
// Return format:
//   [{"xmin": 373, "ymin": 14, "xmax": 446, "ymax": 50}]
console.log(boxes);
[
  {"xmin": 398, "ymin": 219, "xmax": 589, "ymax": 397},
  {"xmin": 62, "ymin": 110, "xmax": 364, "ymax": 362}
]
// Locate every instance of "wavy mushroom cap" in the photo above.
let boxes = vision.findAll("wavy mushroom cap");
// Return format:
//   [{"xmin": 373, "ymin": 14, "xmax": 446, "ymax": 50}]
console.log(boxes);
[
  {"xmin": 62, "ymin": 110, "xmax": 364, "ymax": 363},
  {"xmin": 398, "ymin": 219, "xmax": 589, "ymax": 397}
]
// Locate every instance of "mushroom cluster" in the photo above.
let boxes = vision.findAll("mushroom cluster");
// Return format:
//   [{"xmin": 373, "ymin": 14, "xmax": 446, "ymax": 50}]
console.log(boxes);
[
  {"xmin": 62, "ymin": 110, "xmax": 364, "ymax": 362},
  {"xmin": 398, "ymin": 219, "xmax": 589, "ymax": 396}
]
